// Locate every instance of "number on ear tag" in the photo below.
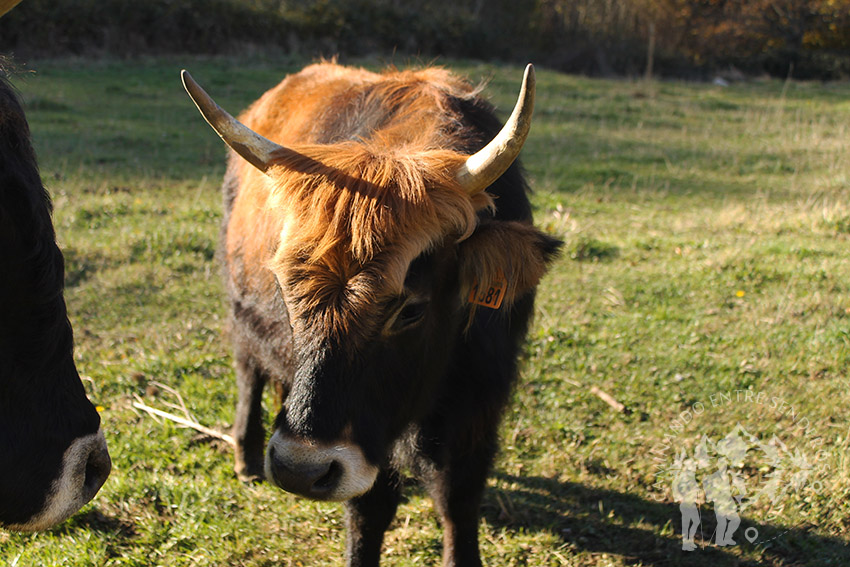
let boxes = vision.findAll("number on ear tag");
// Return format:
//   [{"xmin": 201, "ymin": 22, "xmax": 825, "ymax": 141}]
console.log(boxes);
[{"xmin": 468, "ymin": 270, "xmax": 507, "ymax": 309}]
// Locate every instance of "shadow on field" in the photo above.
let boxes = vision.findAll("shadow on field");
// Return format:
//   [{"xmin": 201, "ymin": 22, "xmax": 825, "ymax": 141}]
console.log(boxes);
[
  {"xmin": 56, "ymin": 508, "xmax": 137, "ymax": 539},
  {"xmin": 485, "ymin": 473, "xmax": 850, "ymax": 567}
]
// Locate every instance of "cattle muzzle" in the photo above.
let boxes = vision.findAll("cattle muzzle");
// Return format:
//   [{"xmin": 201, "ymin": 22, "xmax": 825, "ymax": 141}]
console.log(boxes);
[
  {"xmin": 9, "ymin": 428, "xmax": 111, "ymax": 531},
  {"xmin": 265, "ymin": 430, "xmax": 378, "ymax": 501}
]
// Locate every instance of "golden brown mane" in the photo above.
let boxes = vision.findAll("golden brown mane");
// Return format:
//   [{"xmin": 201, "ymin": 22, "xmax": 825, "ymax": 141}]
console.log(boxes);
[
  {"xmin": 265, "ymin": 141, "xmax": 493, "ymax": 332},
  {"xmin": 269, "ymin": 142, "xmax": 492, "ymax": 262}
]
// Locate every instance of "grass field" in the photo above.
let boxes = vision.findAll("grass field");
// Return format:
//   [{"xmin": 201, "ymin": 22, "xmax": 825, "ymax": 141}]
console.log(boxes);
[{"xmin": 1, "ymin": 55, "xmax": 849, "ymax": 566}]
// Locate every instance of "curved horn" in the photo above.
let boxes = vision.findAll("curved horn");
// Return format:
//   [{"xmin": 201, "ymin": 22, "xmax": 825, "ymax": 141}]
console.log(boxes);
[
  {"xmin": 456, "ymin": 64, "xmax": 536, "ymax": 195},
  {"xmin": 0, "ymin": 0, "xmax": 23, "ymax": 18},
  {"xmin": 181, "ymin": 70, "xmax": 283, "ymax": 173}
]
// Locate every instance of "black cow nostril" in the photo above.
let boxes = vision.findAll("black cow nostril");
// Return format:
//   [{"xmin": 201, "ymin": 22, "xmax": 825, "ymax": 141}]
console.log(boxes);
[
  {"xmin": 82, "ymin": 443, "xmax": 111, "ymax": 496},
  {"xmin": 312, "ymin": 460, "xmax": 342, "ymax": 493},
  {"xmin": 84, "ymin": 459, "xmax": 101, "ymax": 491}
]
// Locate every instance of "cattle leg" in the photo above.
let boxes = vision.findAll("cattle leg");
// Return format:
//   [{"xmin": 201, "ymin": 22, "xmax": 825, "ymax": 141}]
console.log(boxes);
[
  {"xmin": 232, "ymin": 353, "xmax": 267, "ymax": 483},
  {"xmin": 344, "ymin": 469, "xmax": 402, "ymax": 567},
  {"xmin": 425, "ymin": 440, "xmax": 496, "ymax": 567}
]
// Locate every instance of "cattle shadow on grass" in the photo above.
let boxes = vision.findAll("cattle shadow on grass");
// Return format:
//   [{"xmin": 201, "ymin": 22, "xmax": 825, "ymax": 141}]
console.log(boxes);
[
  {"xmin": 483, "ymin": 473, "xmax": 850, "ymax": 567},
  {"xmin": 57, "ymin": 508, "xmax": 137, "ymax": 540}
]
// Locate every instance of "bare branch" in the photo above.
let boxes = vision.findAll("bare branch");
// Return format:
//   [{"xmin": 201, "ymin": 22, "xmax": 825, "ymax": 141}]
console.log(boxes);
[
  {"xmin": 590, "ymin": 385, "xmax": 626, "ymax": 413},
  {"xmin": 132, "ymin": 394, "xmax": 235, "ymax": 446}
]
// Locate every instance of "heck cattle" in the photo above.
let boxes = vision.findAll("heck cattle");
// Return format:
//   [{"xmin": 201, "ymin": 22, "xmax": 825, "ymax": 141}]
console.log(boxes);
[
  {"xmin": 0, "ymin": 68, "xmax": 111, "ymax": 530},
  {"xmin": 182, "ymin": 62, "xmax": 560, "ymax": 566}
]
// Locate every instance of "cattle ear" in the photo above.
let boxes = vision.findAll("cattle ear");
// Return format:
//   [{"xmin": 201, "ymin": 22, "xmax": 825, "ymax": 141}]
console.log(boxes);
[{"xmin": 457, "ymin": 220, "xmax": 562, "ymax": 309}]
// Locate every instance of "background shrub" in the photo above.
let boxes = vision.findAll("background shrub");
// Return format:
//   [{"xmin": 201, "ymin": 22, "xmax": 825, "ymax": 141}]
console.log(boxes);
[{"xmin": 1, "ymin": 0, "xmax": 848, "ymax": 78}]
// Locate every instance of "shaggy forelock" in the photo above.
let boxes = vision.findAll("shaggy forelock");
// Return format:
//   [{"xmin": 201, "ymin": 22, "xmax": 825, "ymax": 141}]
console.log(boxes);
[{"xmin": 266, "ymin": 142, "xmax": 492, "ymax": 333}]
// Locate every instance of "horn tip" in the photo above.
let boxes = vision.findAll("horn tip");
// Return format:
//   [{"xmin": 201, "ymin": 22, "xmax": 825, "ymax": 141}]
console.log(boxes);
[
  {"xmin": 181, "ymin": 69, "xmax": 195, "ymax": 91},
  {"xmin": 523, "ymin": 64, "xmax": 535, "ymax": 87}
]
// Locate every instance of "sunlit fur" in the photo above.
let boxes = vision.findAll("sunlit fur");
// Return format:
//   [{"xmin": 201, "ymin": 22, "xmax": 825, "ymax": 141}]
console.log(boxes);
[
  {"xmin": 225, "ymin": 63, "xmax": 549, "ymax": 344},
  {"xmin": 266, "ymin": 144, "xmax": 486, "ymax": 338}
]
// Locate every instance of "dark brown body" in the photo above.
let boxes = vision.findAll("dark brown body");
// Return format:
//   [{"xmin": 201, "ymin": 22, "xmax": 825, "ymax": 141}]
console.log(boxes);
[{"xmin": 209, "ymin": 63, "xmax": 559, "ymax": 566}]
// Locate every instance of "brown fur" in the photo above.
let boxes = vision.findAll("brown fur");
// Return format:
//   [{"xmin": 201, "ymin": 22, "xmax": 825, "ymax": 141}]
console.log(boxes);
[{"xmin": 225, "ymin": 63, "xmax": 549, "ymax": 341}]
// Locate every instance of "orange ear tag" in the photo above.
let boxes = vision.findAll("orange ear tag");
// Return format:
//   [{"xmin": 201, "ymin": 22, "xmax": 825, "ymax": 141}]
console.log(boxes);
[{"xmin": 468, "ymin": 269, "xmax": 508, "ymax": 309}]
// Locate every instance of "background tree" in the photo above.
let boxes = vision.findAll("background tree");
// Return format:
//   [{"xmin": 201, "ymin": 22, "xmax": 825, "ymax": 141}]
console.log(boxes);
[{"xmin": 0, "ymin": 0, "xmax": 847, "ymax": 78}]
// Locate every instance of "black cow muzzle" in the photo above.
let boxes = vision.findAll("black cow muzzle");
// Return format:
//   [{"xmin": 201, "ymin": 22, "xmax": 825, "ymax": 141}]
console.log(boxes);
[
  {"xmin": 265, "ymin": 430, "xmax": 378, "ymax": 501},
  {"xmin": 9, "ymin": 428, "xmax": 111, "ymax": 531}
]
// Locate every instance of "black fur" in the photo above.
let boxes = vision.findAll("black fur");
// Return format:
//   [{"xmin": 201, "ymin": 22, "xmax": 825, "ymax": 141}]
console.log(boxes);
[{"xmin": 0, "ymin": 71, "xmax": 101, "ymax": 527}]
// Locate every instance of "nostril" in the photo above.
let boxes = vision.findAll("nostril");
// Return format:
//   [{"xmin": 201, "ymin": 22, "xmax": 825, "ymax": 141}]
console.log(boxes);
[
  {"xmin": 82, "ymin": 442, "xmax": 111, "ymax": 497},
  {"xmin": 83, "ymin": 458, "xmax": 100, "ymax": 491},
  {"xmin": 311, "ymin": 460, "xmax": 341, "ymax": 494}
]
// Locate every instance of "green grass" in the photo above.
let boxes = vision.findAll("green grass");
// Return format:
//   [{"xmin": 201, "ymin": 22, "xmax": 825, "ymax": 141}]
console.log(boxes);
[{"xmin": 1, "ymin": 55, "xmax": 849, "ymax": 566}]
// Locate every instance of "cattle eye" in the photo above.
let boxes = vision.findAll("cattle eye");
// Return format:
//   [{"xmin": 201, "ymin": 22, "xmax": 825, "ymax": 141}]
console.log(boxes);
[
  {"xmin": 388, "ymin": 298, "xmax": 429, "ymax": 334},
  {"xmin": 399, "ymin": 301, "xmax": 427, "ymax": 325}
]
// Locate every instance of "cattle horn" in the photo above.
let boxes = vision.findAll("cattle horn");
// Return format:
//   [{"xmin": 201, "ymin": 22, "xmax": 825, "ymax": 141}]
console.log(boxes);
[
  {"xmin": 0, "ymin": 0, "xmax": 24, "ymax": 18},
  {"xmin": 181, "ymin": 70, "xmax": 283, "ymax": 173},
  {"xmin": 456, "ymin": 64, "xmax": 535, "ymax": 195}
]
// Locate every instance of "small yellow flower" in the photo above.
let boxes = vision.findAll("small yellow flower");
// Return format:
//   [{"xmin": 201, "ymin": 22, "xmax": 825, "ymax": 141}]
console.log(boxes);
[{"xmin": 735, "ymin": 290, "xmax": 745, "ymax": 298}]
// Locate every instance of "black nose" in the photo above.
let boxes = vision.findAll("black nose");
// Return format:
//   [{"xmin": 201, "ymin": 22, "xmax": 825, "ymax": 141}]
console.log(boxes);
[
  {"xmin": 267, "ymin": 445, "xmax": 342, "ymax": 499},
  {"xmin": 81, "ymin": 438, "xmax": 111, "ymax": 501}
]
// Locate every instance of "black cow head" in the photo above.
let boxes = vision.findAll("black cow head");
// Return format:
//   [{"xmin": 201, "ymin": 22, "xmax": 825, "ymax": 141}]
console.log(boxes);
[{"xmin": 0, "ymin": 72, "xmax": 110, "ymax": 530}]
